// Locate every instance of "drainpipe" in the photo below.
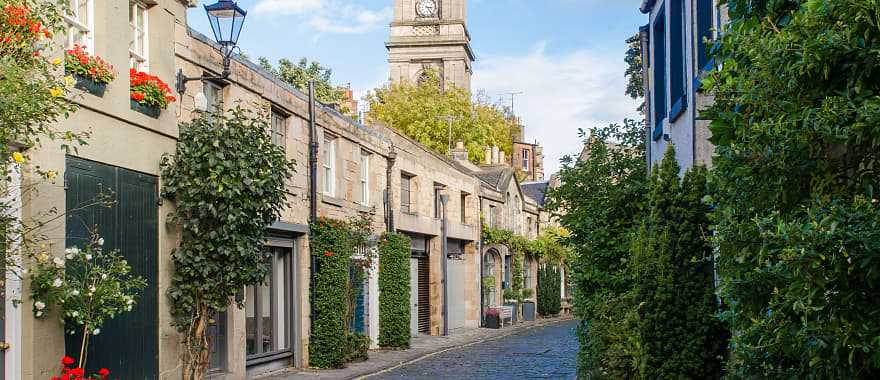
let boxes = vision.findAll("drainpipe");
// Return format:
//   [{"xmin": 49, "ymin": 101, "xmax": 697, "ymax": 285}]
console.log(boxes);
[
  {"xmin": 439, "ymin": 192, "xmax": 450, "ymax": 336},
  {"xmin": 308, "ymin": 80, "xmax": 319, "ymax": 326},
  {"xmin": 385, "ymin": 147, "xmax": 397, "ymax": 232},
  {"xmin": 478, "ymin": 197, "xmax": 484, "ymax": 327}
]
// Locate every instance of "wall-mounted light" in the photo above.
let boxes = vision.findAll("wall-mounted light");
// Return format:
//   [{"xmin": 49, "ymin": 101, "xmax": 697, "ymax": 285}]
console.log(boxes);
[{"xmin": 176, "ymin": 0, "xmax": 247, "ymax": 95}]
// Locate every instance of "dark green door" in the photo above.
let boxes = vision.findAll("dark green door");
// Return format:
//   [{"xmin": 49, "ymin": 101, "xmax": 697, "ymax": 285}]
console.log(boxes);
[{"xmin": 64, "ymin": 156, "xmax": 158, "ymax": 379}]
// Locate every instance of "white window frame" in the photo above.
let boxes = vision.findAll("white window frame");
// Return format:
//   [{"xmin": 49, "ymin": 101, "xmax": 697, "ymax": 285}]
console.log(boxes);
[
  {"xmin": 63, "ymin": 0, "xmax": 94, "ymax": 53},
  {"xmin": 522, "ymin": 149, "xmax": 530, "ymax": 171},
  {"xmin": 270, "ymin": 110, "xmax": 287, "ymax": 151},
  {"xmin": 322, "ymin": 136, "xmax": 336, "ymax": 197},
  {"xmin": 129, "ymin": 1, "xmax": 149, "ymax": 71},
  {"xmin": 359, "ymin": 150, "xmax": 370, "ymax": 206}
]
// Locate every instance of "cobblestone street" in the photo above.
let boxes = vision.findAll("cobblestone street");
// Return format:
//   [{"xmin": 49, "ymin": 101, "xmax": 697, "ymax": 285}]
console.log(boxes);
[{"xmin": 368, "ymin": 319, "xmax": 579, "ymax": 380}]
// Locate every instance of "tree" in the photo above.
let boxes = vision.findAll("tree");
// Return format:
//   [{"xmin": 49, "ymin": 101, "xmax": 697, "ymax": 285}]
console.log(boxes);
[
  {"xmin": 546, "ymin": 119, "xmax": 647, "ymax": 377},
  {"xmin": 365, "ymin": 71, "xmax": 513, "ymax": 164},
  {"xmin": 703, "ymin": 0, "xmax": 880, "ymax": 377},
  {"xmin": 624, "ymin": 33, "xmax": 644, "ymax": 100},
  {"xmin": 258, "ymin": 57, "xmax": 349, "ymax": 113},
  {"xmin": 632, "ymin": 147, "xmax": 726, "ymax": 379}
]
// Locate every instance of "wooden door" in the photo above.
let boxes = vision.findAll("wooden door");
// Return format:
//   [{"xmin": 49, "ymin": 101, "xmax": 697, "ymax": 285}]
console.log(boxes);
[{"xmin": 64, "ymin": 157, "xmax": 158, "ymax": 379}]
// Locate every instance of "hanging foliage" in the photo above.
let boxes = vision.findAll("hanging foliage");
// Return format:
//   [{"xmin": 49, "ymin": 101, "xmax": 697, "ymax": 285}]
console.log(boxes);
[{"xmin": 161, "ymin": 107, "xmax": 294, "ymax": 380}]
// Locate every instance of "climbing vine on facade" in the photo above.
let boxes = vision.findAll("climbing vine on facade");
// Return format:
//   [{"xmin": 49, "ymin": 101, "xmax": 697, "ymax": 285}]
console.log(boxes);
[{"xmin": 161, "ymin": 108, "xmax": 294, "ymax": 380}]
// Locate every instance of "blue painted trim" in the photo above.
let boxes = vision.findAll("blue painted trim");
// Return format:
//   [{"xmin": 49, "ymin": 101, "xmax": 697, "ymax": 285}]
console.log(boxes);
[
  {"xmin": 653, "ymin": 119, "xmax": 665, "ymax": 141},
  {"xmin": 669, "ymin": 95, "xmax": 688, "ymax": 122}
]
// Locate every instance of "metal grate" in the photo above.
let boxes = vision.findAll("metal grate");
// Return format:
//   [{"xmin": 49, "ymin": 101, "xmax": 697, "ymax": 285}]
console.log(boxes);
[{"xmin": 417, "ymin": 257, "xmax": 430, "ymax": 334}]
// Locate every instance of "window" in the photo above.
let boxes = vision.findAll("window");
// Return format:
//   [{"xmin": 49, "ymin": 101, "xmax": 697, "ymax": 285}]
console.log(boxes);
[
  {"xmin": 359, "ymin": 151, "xmax": 370, "ymax": 206},
  {"xmin": 433, "ymin": 184, "xmax": 443, "ymax": 219},
  {"xmin": 400, "ymin": 174, "xmax": 413, "ymax": 214},
  {"xmin": 669, "ymin": 0, "xmax": 687, "ymax": 121},
  {"xmin": 322, "ymin": 136, "xmax": 336, "ymax": 197},
  {"xmin": 696, "ymin": 0, "xmax": 715, "ymax": 72},
  {"xmin": 204, "ymin": 81, "xmax": 223, "ymax": 113},
  {"xmin": 129, "ymin": 1, "xmax": 149, "ymax": 70},
  {"xmin": 522, "ymin": 149, "xmax": 530, "ymax": 171},
  {"xmin": 488, "ymin": 205, "xmax": 496, "ymax": 228},
  {"xmin": 460, "ymin": 192, "xmax": 468, "ymax": 224},
  {"xmin": 271, "ymin": 111, "xmax": 287, "ymax": 151},
  {"xmin": 64, "ymin": 0, "xmax": 93, "ymax": 52},
  {"xmin": 651, "ymin": 6, "xmax": 667, "ymax": 141},
  {"xmin": 207, "ymin": 311, "xmax": 227, "ymax": 371},
  {"xmin": 245, "ymin": 246, "xmax": 291, "ymax": 358},
  {"xmin": 527, "ymin": 216, "xmax": 533, "ymax": 237},
  {"xmin": 523, "ymin": 259, "xmax": 532, "ymax": 290}
]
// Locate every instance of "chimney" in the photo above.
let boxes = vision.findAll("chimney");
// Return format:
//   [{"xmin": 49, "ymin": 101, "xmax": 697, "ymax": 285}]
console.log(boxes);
[
  {"xmin": 451, "ymin": 141, "xmax": 469, "ymax": 162},
  {"xmin": 484, "ymin": 146, "xmax": 492, "ymax": 165},
  {"xmin": 492, "ymin": 146, "xmax": 500, "ymax": 165},
  {"xmin": 499, "ymin": 150, "xmax": 506, "ymax": 164}
]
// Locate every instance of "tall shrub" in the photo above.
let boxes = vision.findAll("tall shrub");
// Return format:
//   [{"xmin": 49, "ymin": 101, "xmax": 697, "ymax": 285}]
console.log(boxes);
[
  {"xmin": 161, "ymin": 108, "xmax": 294, "ymax": 380},
  {"xmin": 378, "ymin": 232, "xmax": 411, "ymax": 349},
  {"xmin": 537, "ymin": 264, "xmax": 561, "ymax": 316},
  {"xmin": 703, "ymin": 0, "xmax": 880, "ymax": 376},
  {"xmin": 547, "ymin": 120, "xmax": 647, "ymax": 378},
  {"xmin": 632, "ymin": 147, "xmax": 726, "ymax": 378}
]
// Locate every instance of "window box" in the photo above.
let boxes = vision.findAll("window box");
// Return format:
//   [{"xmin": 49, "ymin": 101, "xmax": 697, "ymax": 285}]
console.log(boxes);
[
  {"xmin": 130, "ymin": 99, "xmax": 159, "ymax": 118},
  {"xmin": 72, "ymin": 73, "xmax": 107, "ymax": 97}
]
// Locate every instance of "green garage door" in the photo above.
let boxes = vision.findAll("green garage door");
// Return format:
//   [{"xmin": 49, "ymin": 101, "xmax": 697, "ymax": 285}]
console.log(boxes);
[{"xmin": 64, "ymin": 157, "xmax": 158, "ymax": 379}]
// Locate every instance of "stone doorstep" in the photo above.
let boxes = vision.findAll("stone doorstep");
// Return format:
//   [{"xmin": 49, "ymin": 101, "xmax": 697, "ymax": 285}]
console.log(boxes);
[{"xmin": 257, "ymin": 315, "xmax": 574, "ymax": 380}]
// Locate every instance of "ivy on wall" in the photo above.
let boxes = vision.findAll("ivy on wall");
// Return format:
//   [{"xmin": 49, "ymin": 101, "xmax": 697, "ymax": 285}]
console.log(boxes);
[
  {"xmin": 309, "ymin": 217, "xmax": 371, "ymax": 369},
  {"xmin": 537, "ymin": 265, "xmax": 561, "ymax": 316},
  {"xmin": 161, "ymin": 108, "xmax": 294, "ymax": 379},
  {"xmin": 377, "ymin": 232, "xmax": 411, "ymax": 349},
  {"xmin": 483, "ymin": 226, "xmax": 528, "ymax": 303}
]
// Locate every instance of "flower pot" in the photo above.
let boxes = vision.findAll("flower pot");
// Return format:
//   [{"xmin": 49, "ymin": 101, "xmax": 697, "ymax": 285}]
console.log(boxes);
[
  {"xmin": 485, "ymin": 314, "xmax": 501, "ymax": 329},
  {"xmin": 130, "ymin": 99, "xmax": 160, "ymax": 118},
  {"xmin": 72, "ymin": 73, "xmax": 107, "ymax": 97}
]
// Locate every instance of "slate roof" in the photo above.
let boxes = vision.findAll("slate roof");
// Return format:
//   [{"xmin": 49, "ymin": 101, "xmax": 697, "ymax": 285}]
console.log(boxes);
[
  {"xmin": 474, "ymin": 165, "xmax": 508, "ymax": 189},
  {"xmin": 521, "ymin": 181, "xmax": 550, "ymax": 206}
]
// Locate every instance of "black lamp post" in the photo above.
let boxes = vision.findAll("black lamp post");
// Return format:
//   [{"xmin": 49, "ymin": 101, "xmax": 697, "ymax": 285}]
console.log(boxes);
[{"xmin": 176, "ymin": 0, "xmax": 247, "ymax": 94}]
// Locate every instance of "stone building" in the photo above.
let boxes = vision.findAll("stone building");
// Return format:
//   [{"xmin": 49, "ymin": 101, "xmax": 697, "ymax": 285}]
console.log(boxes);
[
  {"xmin": 510, "ymin": 122, "xmax": 545, "ymax": 182},
  {"xmin": 387, "ymin": 0, "xmax": 475, "ymax": 91},
  {"xmin": 639, "ymin": 0, "xmax": 727, "ymax": 171}
]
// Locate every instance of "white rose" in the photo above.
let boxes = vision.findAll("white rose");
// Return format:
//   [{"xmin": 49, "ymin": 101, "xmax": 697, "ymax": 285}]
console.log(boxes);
[
  {"xmin": 85, "ymin": 254, "xmax": 92, "ymax": 261},
  {"xmin": 101, "ymin": 273, "xmax": 108, "ymax": 280},
  {"xmin": 34, "ymin": 301, "xmax": 46, "ymax": 310},
  {"xmin": 65, "ymin": 248, "xmax": 75, "ymax": 254},
  {"xmin": 70, "ymin": 290, "xmax": 80, "ymax": 296},
  {"xmin": 65, "ymin": 253, "xmax": 73, "ymax": 259},
  {"xmin": 126, "ymin": 298, "xmax": 134, "ymax": 305},
  {"xmin": 53, "ymin": 257, "xmax": 65, "ymax": 267},
  {"xmin": 89, "ymin": 286, "xmax": 96, "ymax": 292},
  {"xmin": 70, "ymin": 311, "xmax": 79, "ymax": 317},
  {"xmin": 52, "ymin": 278, "xmax": 63, "ymax": 287},
  {"xmin": 92, "ymin": 328, "xmax": 100, "ymax": 335},
  {"xmin": 36, "ymin": 311, "xmax": 43, "ymax": 317},
  {"xmin": 126, "ymin": 305, "xmax": 133, "ymax": 311},
  {"xmin": 97, "ymin": 238, "xmax": 104, "ymax": 246}
]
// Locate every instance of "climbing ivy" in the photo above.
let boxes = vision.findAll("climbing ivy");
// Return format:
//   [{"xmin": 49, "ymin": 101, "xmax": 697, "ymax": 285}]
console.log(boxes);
[
  {"xmin": 161, "ymin": 108, "xmax": 294, "ymax": 379},
  {"xmin": 309, "ymin": 217, "xmax": 371, "ymax": 368},
  {"xmin": 378, "ymin": 232, "xmax": 411, "ymax": 349}
]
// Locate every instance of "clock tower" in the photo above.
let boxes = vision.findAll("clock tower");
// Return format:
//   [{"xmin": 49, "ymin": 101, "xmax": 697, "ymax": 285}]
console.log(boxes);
[{"xmin": 386, "ymin": 0, "xmax": 475, "ymax": 91}]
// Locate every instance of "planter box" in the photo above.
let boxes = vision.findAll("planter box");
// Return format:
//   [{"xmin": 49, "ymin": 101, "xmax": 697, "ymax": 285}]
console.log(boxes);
[
  {"xmin": 485, "ymin": 314, "xmax": 501, "ymax": 329},
  {"xmin": 131, "ymin": 99, "xmax": 160, "ymax": 118},
  {"xmin": 522, "ymin": 301, "xmax": 536, "ymax": 321},
  {"xmin": 72, "ymin": 73, "xmax": 107, "ymax": 97}
]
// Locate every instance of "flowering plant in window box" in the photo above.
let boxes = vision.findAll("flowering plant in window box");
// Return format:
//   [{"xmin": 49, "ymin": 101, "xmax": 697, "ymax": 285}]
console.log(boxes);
[
  {"xmin": 130, "ymin": 68, "xmax": 176, "ymax": 117},
  {"xmin": 30, "ymin": 234, "xmax": 146, "ymax": 369},
  {"xmin": 64, "ymin": 44, "xmax": 115, "ymax": 97},
  {"xmin": 52, "ymin": 356, "xmax": 111, "ymax": 380}
]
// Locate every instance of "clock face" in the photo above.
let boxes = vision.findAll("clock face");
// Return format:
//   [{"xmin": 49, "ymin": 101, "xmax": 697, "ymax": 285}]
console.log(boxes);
[{"xmin": 416, "ymin": 0, "xmax": 437, "ymax": 18}]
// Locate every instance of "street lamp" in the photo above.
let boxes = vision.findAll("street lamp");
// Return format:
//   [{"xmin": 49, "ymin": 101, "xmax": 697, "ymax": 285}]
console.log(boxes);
[{"xmin": 176, "ymin": 0, "xmax": 247, "ymax": 95}]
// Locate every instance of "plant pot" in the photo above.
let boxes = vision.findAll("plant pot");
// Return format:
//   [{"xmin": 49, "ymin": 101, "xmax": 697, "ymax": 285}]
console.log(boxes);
[
  {"xmin": 485, "ymin": 314, "xmax": 501, "ymax": 329},
  {"xmin": 522, "ymin": 301, "xmax": 536, "ymax": 321},
  {"xmin": 72, "ymin": 73, "xmax": 107, "ymax": 97},
  {"xmin": 130, "ymin": 99, "xmax": 160, "ymax": 118}
]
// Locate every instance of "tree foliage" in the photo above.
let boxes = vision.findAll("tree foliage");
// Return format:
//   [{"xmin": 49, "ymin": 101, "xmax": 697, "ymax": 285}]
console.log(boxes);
[
  {"xmin": 632, "ymin": 147, "xmax": 726, "ymax": 378},
  {"xmin": 703, "ymin": 0, "xmax": 880, "ymax": 377},
  {"xmin": 258, "ymin": 57, "xmax": 348, "ymax": 113},
  {"xmin": 624, "ymin": 33, "xmax": 644, "ymax": 100},
  {"xmin": 378, "ymin": 232, "xmax": 411, "ymax": 349},
  {"xmin": 365, "ymin": 71, "xmax": 513, "ymax": 164},
  {"xmin": 537, "ymin": 264, "xmax": 561, "ymax": 316},
  {"xmin": 161, "ymin": 108, "xmax": 294, "ymax": 379}
]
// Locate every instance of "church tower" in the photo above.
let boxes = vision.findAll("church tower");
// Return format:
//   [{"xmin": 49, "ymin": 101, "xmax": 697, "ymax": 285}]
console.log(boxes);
[{"xmin": 386, "ymin": 0, "xmax": 475, "ymax": 91}]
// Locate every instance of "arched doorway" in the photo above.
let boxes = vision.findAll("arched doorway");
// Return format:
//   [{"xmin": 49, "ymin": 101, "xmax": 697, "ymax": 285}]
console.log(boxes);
[{"xmin": 483, "ymin": 248, "xmax": 502, "ymax": 308}]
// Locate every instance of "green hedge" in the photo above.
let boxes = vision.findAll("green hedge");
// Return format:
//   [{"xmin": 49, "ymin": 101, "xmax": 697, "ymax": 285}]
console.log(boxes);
[
  {"xmin": 378, "ymin": 232, "xmax": 411, "ymax": 349},
  {"xmin": 309, "ymin": 218, "xmax": 370, "ymax": 368},
  {"xmin": 537, "ymin": 265, "xmax": 561, "ymax": 316}
]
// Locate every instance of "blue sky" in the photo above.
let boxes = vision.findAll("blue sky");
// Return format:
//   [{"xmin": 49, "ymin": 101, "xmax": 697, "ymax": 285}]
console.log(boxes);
[{"xmin": 188, "ymin": 0, "xmax": 647, "ymax": 174}]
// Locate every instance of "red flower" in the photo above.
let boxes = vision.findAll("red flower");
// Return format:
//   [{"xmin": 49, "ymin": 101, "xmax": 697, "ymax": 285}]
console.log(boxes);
[
  {"xmin": 131, "ymin": 91, "xmax": 145, "ymax": 102},
  {"xmin": 62, "ymin": 356, "xmax": 75, "ymax": 366},
  {"xmin": 324, "ymin": 251, "xmax": 333, "ymax": 257},
  {"xmin": 60, "ymin": 375, "xmax": 70, "ymax": 380},
  {"xmin": 98, "ymin": 368, "xmax": 110, "ymax": 377},
  {"xmin": 69, "ymin": 368, "xmax": 85, "ymax": 377}
]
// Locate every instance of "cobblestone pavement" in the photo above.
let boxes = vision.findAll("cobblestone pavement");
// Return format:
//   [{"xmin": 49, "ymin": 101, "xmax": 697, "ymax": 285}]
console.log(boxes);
[{"xmin": 367, "ymin": 319, "xmax": 579, "ymax": 380}]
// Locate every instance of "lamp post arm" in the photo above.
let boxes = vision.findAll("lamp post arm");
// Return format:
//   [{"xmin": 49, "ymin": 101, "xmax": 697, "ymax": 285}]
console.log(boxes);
[{"xmin": 176, "ymin": 49, "xmax": 235, "ymax": 95}]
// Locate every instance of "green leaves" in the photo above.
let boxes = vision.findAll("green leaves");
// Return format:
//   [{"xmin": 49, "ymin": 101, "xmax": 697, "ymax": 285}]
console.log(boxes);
[{"xmin": 378, "ymin": 232, "xmax": 412, "ymax": 349}]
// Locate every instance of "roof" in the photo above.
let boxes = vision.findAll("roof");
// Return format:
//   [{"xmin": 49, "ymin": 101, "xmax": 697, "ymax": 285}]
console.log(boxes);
[
  {"xmin": 640, "ymin": 0, "xmax": 656, "ymax": 13},
  {"xmin": 521, "ymin": 181, "xmax": 550, "ymax": 206},
  {"xmin": 474, "ymin": 166, "xmax": 509, "ymax": 189}
]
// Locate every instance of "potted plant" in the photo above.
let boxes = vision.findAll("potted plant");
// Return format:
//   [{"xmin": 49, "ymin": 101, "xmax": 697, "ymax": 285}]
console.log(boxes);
[
  {"xmin": 485, "ymin": 308, "xmax": 501, "ymax": 329},
  {"xmin": 64, "ymin": 44, "xmax": 115, "ymax": 97},
  {"xmin": 129, "ymin": 68, "xmax": 176, "ymax": 118},
  {"xmin": 521, "ymin": 289, "xmax": 536, "ymax": 321}
]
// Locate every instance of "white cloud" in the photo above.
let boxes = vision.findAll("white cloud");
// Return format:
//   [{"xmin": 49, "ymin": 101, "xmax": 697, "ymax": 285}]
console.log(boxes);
[
  {"xmin": 253, "ymin": 0, "xmax": 391, "ymax": 34},
  {"xmin": 473, "ymin": 42, "xmax": 641, "ymax": 176}
]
